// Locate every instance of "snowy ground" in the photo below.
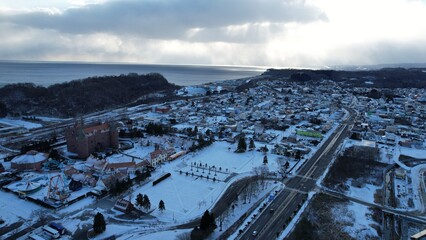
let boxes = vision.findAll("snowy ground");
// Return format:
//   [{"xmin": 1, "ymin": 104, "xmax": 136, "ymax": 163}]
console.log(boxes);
[
  {"xmin": 0, "ymin": 117, "xmax": 349, "ymax": 239},
  {"xmin": 120, "ymin": 141, "xmax": 282, "ymax": 225},
  {"xmin": 119, "ymin": 229, "xmax": 191, "ymax": 240},
  {"xmin": 346, "ymin": 180, "xmax": 380, "ymax": 203},
  {"xmin": 0, "ymin": 118, "xmax": 42, "ymax": 129},
  {"xmin": 400, "ymin": 148, "xmax": 426, "ymax": 159},
  {"xmin": 332, "ymin": 201, "xmax": 379, "ymax": 239},
  {"xmin": 0, "ymin": 191, "xmax": 40, "ymax": 226}
]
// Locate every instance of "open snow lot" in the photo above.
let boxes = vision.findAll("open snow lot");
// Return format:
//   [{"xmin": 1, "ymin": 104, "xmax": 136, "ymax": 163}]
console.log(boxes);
[
  {"xmin": 333, "ymin": 201, "xmax": 379, "ymax": 239},
  {"xmin": 346, "ymin": 181, "xmax": 380, "ymax": 203},
  {"xmin": 119, "ymin": 229, "xmax": 191, "ymax": 240},
  {"xmin": 131, "ymin": 168, "xmax": 228, "ymax": 223},
  {"xmin": 179, "ymin": 141, "xmax": 280, "ymax": 174},
  {"xmin": 289, "ymin": 193, "xmax": 380, "ymax": 240},
  {"xmin": 123, "ymin": 141, "xmax": 281, "ymax": 224},
  {"xmin": 0, "ymin": 191, "xmax": 41, "ymax": 226},
  {"xmin": 400, "ymin": 147, "xmax": 426, "ymax": 159}
]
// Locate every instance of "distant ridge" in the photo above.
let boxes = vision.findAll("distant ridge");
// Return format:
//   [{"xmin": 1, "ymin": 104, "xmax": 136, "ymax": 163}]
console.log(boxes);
[{"xmin": 332, "ymin": 63, "xmax": 426, "ymax": 71}]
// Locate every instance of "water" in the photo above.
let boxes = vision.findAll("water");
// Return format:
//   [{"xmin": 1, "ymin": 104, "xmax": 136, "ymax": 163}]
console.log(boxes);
[{"xmin": 0, "ymin": 61, "xmax": 266, "ymax": 87}]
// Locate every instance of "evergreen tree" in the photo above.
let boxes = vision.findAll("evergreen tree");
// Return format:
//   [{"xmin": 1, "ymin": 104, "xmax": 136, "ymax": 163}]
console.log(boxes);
[
  {"xmin": 249, "ymin": 138, "xmax": 255, "ymax": 150},
  {"xmin": 199, "ymin": 210, "xmax": 216, "ymax": 231},
  {"xmin": 136, "ymin": 193, "xmax": 144, "ymax": 207},
  {"xmin": 208, "ymin": 212, "xmax": 216, "ymax": 230},
  {"xmin": 159, "ymin": 200, "xmax": 165, "ymax": 212},
  {"xmin": 93, "ymin": 212, "xmax": 106, "ymax": 234},
  {"xmin": 143, "ymin": 195, "xmax": 151, "ymax": 211},
  {"xmin": 263, "ymin": 155, "xmax": 268, "ymax": 165},
  {"xmin": 236, "ymin": 137, "xmax": 247, "ymax": 153},
  {"xmin": 200, "ymin": 210, "xmax": 211, "ymax": 230},
  {"xmin": 261, "ymin": 145, "xmax": 268, "ymax": 154}
]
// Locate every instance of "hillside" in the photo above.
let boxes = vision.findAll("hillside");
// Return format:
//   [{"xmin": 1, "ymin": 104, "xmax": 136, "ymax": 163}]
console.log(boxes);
[
  {"xmin": 0, "ymin": 73, "xmax": 180, "ymax": 117},
  {"xmin": 262, "ymin": 67, "xmax": 426, "ymax": 88}
]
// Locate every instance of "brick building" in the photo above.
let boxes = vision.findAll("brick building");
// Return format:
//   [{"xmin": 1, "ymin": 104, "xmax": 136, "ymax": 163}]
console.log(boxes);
[{"xmin": 65, "ymin": 122, "xmax": 119, "ymax": 158}]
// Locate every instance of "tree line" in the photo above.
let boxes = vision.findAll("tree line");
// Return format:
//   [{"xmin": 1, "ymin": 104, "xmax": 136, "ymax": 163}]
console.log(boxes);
[{"xmin": 0, "ymin": 73, "xmax": 180, "ymax": 117}]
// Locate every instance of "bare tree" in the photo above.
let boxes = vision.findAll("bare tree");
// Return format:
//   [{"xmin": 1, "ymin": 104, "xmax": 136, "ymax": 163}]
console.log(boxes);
[
  {"xmin": 241, "ymin": 187, "xmax": 249, "ymax": 204},
  {"xmin": 276, "ymin": 157, "xmax": 288, "ymax": 179},
  {"xmin": 257, "ymin": 165, "xmax": 269, "ymax": 189},
  {"xmin": 218, "ymin": 208, "xmax": 228, "ymax": 231}
]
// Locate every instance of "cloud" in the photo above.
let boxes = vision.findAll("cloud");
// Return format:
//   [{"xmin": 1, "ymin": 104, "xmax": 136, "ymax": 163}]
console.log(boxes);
[
  {"xmin": 1, "ymin": 0, "xmax": 426, "ymax": 67},
  {"xmin": 0, "ymin": 0, "xmax": 326, "ymax": 42}
]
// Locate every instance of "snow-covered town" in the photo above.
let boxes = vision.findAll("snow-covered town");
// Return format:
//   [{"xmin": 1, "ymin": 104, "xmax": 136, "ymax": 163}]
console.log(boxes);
[{"xmin": 1, "ymin": 76, "xmax": 426, "ymax": 240}]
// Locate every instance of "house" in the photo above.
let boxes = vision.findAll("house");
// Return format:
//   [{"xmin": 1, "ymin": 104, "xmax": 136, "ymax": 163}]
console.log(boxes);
[
  {"xmin": 105, "ymin": 154, "xmax": 150, "ymax": 174},
  {"xmin": 150, "ymin": 149, "xmax": 174, "ymax": 166},
  {"xmin": 65, "ymin": 121, "xmax": 119, "ymax": 159},
  {"xmin": 113, "ymin": 198, "xmax": 135, "ymax": 213}
]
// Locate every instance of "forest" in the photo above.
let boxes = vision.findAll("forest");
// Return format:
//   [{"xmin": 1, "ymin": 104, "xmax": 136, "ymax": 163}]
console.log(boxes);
[{"xmin": 0, "ymin": 73, "xmax": 180, "ymax": 117}]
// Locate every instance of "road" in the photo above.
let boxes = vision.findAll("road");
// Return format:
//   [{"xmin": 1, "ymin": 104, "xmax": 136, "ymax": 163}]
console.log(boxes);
[{"xmin": 239, "ymin": 109, "xmax": 354, "ymax": 240}]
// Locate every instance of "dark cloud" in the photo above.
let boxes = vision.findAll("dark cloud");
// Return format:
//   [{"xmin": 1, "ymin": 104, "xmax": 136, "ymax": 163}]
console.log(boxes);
[{"xmin": 0, "ymin": 0, "xmax": 327, "ymax": 42}]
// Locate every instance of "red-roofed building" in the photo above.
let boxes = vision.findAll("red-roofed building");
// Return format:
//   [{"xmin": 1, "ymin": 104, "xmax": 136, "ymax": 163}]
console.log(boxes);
[
  {"xmin": 150, "ymin": 148, "xmax": 175, "ymax": 166},
  {"xmin": 65, "ymin": 121, "xmax": 119, "ymax": 158}
]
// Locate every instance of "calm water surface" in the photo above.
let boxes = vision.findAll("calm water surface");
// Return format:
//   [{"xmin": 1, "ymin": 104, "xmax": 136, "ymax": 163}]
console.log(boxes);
[{"xmin": 0, "ymin": 61, "xmax": 266, "ymax": 87}]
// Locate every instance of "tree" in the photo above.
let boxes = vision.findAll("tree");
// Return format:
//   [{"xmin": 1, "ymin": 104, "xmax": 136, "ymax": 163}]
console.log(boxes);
[
  {"xmin": 159, "ymin": 200, "xmax": 165, "ymax": 212},
  {"xmin": 261, "ymin": 145, "xmax": 268, "ymax": 154},
  {"xmin": 285, "ymin": 161, "xmax": 290, "ymax": 169},
  {"xmin": 236, "ymin": 136, "xmax": 247, "ymax": 153},
  {"xmin": 249, "ymin": 138, "xmax": 256, "ymax": 151},
  {"xmin": 263, "ymin": 155, "xmax": 268, "ymax": 165},
  {"xmin": 136, "ymin": 193, "xmax": 144, "ymax": 207},
  {"xmin": 49, "ymin": 149, "xmax": 62, "ymax": 161},
  {"xmin": 0, "ymin": 101, "xmax": 7, "ymax": 117},
  {"xmin": 93, "ymin": 212, "xmax": 106, "ymax": 234},
  {"xmin": 199, "ymin": 210, "xmax": 216, "ymax": 231},
  {"xmin": 200, "ymin": 211, "xmax": 210, "ymax": 230},
  {"xmin": 143, "ymin": 194, "xmax": 151, "ymax": 211}
]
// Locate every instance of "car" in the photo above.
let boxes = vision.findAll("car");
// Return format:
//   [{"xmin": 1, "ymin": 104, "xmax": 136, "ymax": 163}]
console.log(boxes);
[
  {"xmin": 270, "ymin": 208, "xmax": 274, "ymax": 213},
  {"xmin": 252, "ymin": 230, "xmax": 258, "ymax": 236}
]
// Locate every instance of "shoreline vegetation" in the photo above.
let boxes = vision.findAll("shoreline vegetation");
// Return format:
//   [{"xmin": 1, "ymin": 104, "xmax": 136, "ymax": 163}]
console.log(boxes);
[{"xmin": 0, "ymin": 73, "xmax": 180, "ymax": 118}]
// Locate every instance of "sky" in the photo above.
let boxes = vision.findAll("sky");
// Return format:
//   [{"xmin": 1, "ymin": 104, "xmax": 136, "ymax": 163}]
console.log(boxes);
[{"xmin": 0, "ymin": 0, "xmax": 426, "ymax": 68}]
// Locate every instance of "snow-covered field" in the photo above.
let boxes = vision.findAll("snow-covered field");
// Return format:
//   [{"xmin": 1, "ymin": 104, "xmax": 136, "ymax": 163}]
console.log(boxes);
[
  {"xmin": 0, "ymin": 191, "xmax": 40, "ymax": 226},
  {"xmin": 346, "ymin": 181, "xmax": 379, "ymax": 203},
  {"xmin": 400, "ymin": 147, "xmax": 426, "ymax": 159},
  {"xmin": 122, "ymin": 141, "xmax": 282, "ymax": 224},
  {"xmin": 332, "ymin": 201, "xmax": 379, "ymax": 239}
]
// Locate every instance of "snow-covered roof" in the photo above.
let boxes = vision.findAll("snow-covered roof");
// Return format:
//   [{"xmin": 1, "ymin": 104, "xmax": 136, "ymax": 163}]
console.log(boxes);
[
  {"xmin": 11, "ymin": 152, "xmax": 47, "ymax": 164},
  {"xmin": 106, "ymin": 154, "xmax": 133, "ymax": 164}
]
